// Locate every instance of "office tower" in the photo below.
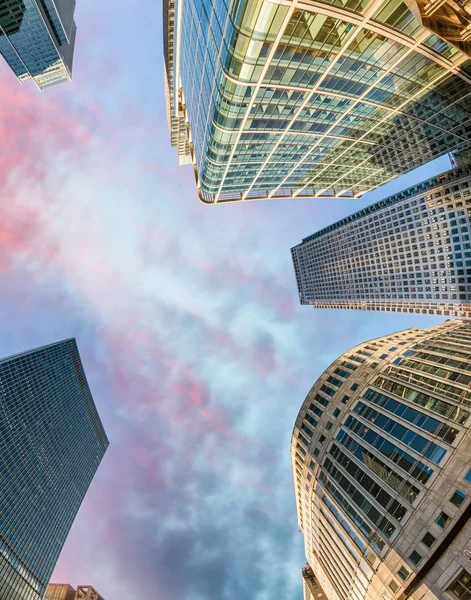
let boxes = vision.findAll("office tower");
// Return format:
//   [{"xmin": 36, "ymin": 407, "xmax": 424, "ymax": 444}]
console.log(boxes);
[
  {"xmin": 164, "ymin": 0, "xmax": 471, "ymax": 204},
  {"xmin": 291, "ymin": 320, "xmax": 471, "ymax": 600},
  {"xmin": 0, "ymin": 340, "xmax": 109, "ymax": 600},
  {"xmin": 292, "ymin": 162, "xmax": 471, "ymax": 319},
  {"xmin": 0, "ymin": 0, "xmax": 77, "ymax": 89},
  {"xmin": 45, "ymin": 584, "xmax": 105, "ymax": 600}
]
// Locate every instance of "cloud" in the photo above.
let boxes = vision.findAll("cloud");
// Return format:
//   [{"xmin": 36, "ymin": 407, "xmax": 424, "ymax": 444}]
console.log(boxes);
[{"xmin": 0, "ymin": 2, "xmax": 447, "ymax": 598}]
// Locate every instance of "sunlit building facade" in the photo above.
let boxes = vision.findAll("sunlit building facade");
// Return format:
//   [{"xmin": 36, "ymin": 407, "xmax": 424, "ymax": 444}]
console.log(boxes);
[
  {"xmin": 44, "ymin": 584, "xmax": 76, "ymax": 600},
  {"xmin": 291, "ymin": 320, "xmax": 471, "ymax": 600},
  {"xmin": 0, "ymin": 340, "xmax": 109, "ymax": 600},
  {"xmin": 292, "ymin": 162, "xmax": 471, "ymax": 319},
  {"xmin": 45, "ymin": 584, "xmax": 105, "ymax": 600},
  {"xmin": 0, "ymin": 0, "xmax": 77, "ymax": 89},
  {"xmin": 303, "ymin": 563, "xmax": 329, "ymax": 600},
  {"xmin": 164, "ymin": 0, "xmax": 471, "ymax": 204}
]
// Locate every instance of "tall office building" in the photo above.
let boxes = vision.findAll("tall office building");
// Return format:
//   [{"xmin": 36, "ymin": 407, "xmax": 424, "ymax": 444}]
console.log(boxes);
[
  {"xmin": 164, "ymin": 0, "xmax": 471, "ymax": 204},
  {"xmin": 292, "ymin": 162, "xmax": 471, "ymax": 319},
  {"xmin": 291, "ymin": 320, "xmax": 471, "ymax": 600},
  {"xmin": 0, "ymin": 339, "xmax": 109, "ymax": 600},
  {"xmin": 0, "ymin": 0, "xmax": 77, "ymax": 89},
  {"xmin": 45, "ymin": 584, "xmax": 105, "ymax": 600}
]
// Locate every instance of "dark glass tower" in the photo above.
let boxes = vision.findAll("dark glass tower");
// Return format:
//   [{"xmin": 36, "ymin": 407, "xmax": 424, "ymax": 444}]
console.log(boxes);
[
  {"xmin": 0, "ymin": 339, "xmax": 109, "ymax": 600},
  {"xmin": 0, "ymin": 0, "xmax": 77, "ymax": 89}
]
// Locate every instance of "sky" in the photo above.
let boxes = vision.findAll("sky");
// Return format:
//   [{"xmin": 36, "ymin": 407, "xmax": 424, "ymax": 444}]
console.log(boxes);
[{"xmin": 0, "ymin": 1, "xmax": 455, "ymax": 599}]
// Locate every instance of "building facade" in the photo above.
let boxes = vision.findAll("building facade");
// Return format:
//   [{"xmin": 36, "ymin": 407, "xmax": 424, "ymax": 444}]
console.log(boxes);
[
  {"xmin": 164, "ymin": 0, "xmax": 471, "ymax": 204},
  {"xmin": 45, "ymin": 584, "xmax": 105, "ymax": 600},
  {"xmin": 0, "ymin": 0, "xmax": 77, "ymax": 89},
  {"xmin": 291, "ymin": 320, "xmax": 471, "ymax": 600},
  {"xmin": 303, "ymin": 563, "xmax": 329, "ymax": 600},
  {"xmin": 292, "ymin": 163, "xmax": 471, "ymax": 319},
  {"xmin": 44, "ymin": 584, "xmax": 76, "ymax": 600},
  {"xmin": 0, "ymin": 340, "xmax": 109, "ymax": 600}
]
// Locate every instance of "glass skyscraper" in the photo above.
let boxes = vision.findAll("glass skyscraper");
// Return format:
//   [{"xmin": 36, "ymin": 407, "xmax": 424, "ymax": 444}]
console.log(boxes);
[
  {"xmin": 0, "ymin": 339, "xmax": 109, "ymax": 600},
  {"xmin": 164, "ymin": 0, "xmax": 471, "ymax": 204},
  {"xmin": 0, "ymin": 0, "xmax": 77, "ymax": 89},
  {"xmin": 292, "ymin": 320, "xmax": 471, "ymax": 600},
  {"xmin": 292, "ymin": 161, "xmax": 471, "ymax": 318}
]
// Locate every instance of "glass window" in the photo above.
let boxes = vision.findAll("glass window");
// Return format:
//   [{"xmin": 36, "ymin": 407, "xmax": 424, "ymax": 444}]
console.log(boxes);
[
  {"xmin": 464, "ymin": 469, "xmax": 471, "ymax": 483},
  {"xmin": 326, "ymin": 422, "xmax": 333, "ymax": 430},
  {"xmin": 333, "ymin": 408, "xmax": 341, "ymax": 418},
  {"xmin": 450, "ymin": 489, "xmax": 467, "ymax": 507},
  {"xmin": 421, "ymin": 532, "xmax": 436, "ymax": 548},
  {"xmin": 447, "ymin": 569, "xmax": 471, "ymax": 600},
  {"xmin": 436, "ymin": 511, "xmax": 451, "ymax": 528},
  {"xmin": 397, "ymin": 567, "xmax": 410, "ymax": 581},
  {"xmin": 301, "ymin": 423, "xmax": 314, "ymax": 437},
  {"xmin": 341, "ymin": 395, "xmax": 350, "ymax": 404},
  {"xmin": 409, "ymin": 550, "xmax": 422, "ymax": 565},
  {"xmin": 351, "ymin": 383, "xmax": 359, "ymax": 391}
]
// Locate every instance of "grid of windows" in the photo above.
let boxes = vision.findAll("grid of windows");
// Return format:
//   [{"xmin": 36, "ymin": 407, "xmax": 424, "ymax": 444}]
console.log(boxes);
[
  {"xmin": 167, "ymin": 0, "xmax": 471, "ymax": 203},
  {"xmin": 448, "ymin": 569, "xmax": 471, "ymax": 600},
  {"xmin": 0, "ymin": 340, "xmax": 109, "ymax": 600},
  {"xmin": 0, "ymin": 0, "xmax": 76, "ymax": 89},
  {"xmin": 291, "ymin": 320, "xmax": 471, "ymax": 600},
  {"xmin": 292, "ymin": 166, "xmax": 471, "ymax": 318}
]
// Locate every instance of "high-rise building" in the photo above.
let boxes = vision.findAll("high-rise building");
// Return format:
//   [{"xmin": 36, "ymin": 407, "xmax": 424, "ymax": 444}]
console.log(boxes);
[
  {"xmin": 164, "ymin": 0, "xmax": 471, "ymax": 204},
  {"xmin": 291, "ymin": 320, "xmax": 471, "ymax": 600},
  {"xmin": 45, "ymin": 584, "xmax": 105, "ymax": 600},
  {"xmin": 0, "ymin": 339, "xmax": 109, "ymax": 600},
  {"xmin": 0, "ymin": 0, "xmax": 77, "ymax": 89},
  {"xmin": 163, "ymin": 0, "xmax": 192, "ymax": 165},
  {"xmin": 291, "ymin": 162, "xmax": 471, "ymax": 319}
]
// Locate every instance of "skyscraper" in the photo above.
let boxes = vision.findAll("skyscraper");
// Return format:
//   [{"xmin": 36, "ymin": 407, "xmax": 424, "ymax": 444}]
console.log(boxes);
[
  {"xmin": 291, "ymin": 161, "xmax": 471, "ymax": 318},
  {"xmin": 164, "ymin": 0, "xmax": 471, "ymax": 204},
  {"xmin": 0, "ymin": 339, "xmax": 109, "ymax": 600},
  {"xmin": 291, "ymin": 320, "xmax": 471, "ymax": 600},
  {"xmin": 0, "ymin": 0, "xmax": 77, "ymax": 89}
]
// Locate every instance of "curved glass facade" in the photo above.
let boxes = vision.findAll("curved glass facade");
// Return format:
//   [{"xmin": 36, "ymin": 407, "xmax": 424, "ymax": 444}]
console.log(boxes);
[{"xmin": 165, "ymin": 0, "xmax": 471, "ymax": 203}]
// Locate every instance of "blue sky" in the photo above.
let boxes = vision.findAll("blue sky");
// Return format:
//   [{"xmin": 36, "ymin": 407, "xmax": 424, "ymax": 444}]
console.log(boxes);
[{"xmin": 0, "ymin": 1, "xmax": 451, "ymax": 598}]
